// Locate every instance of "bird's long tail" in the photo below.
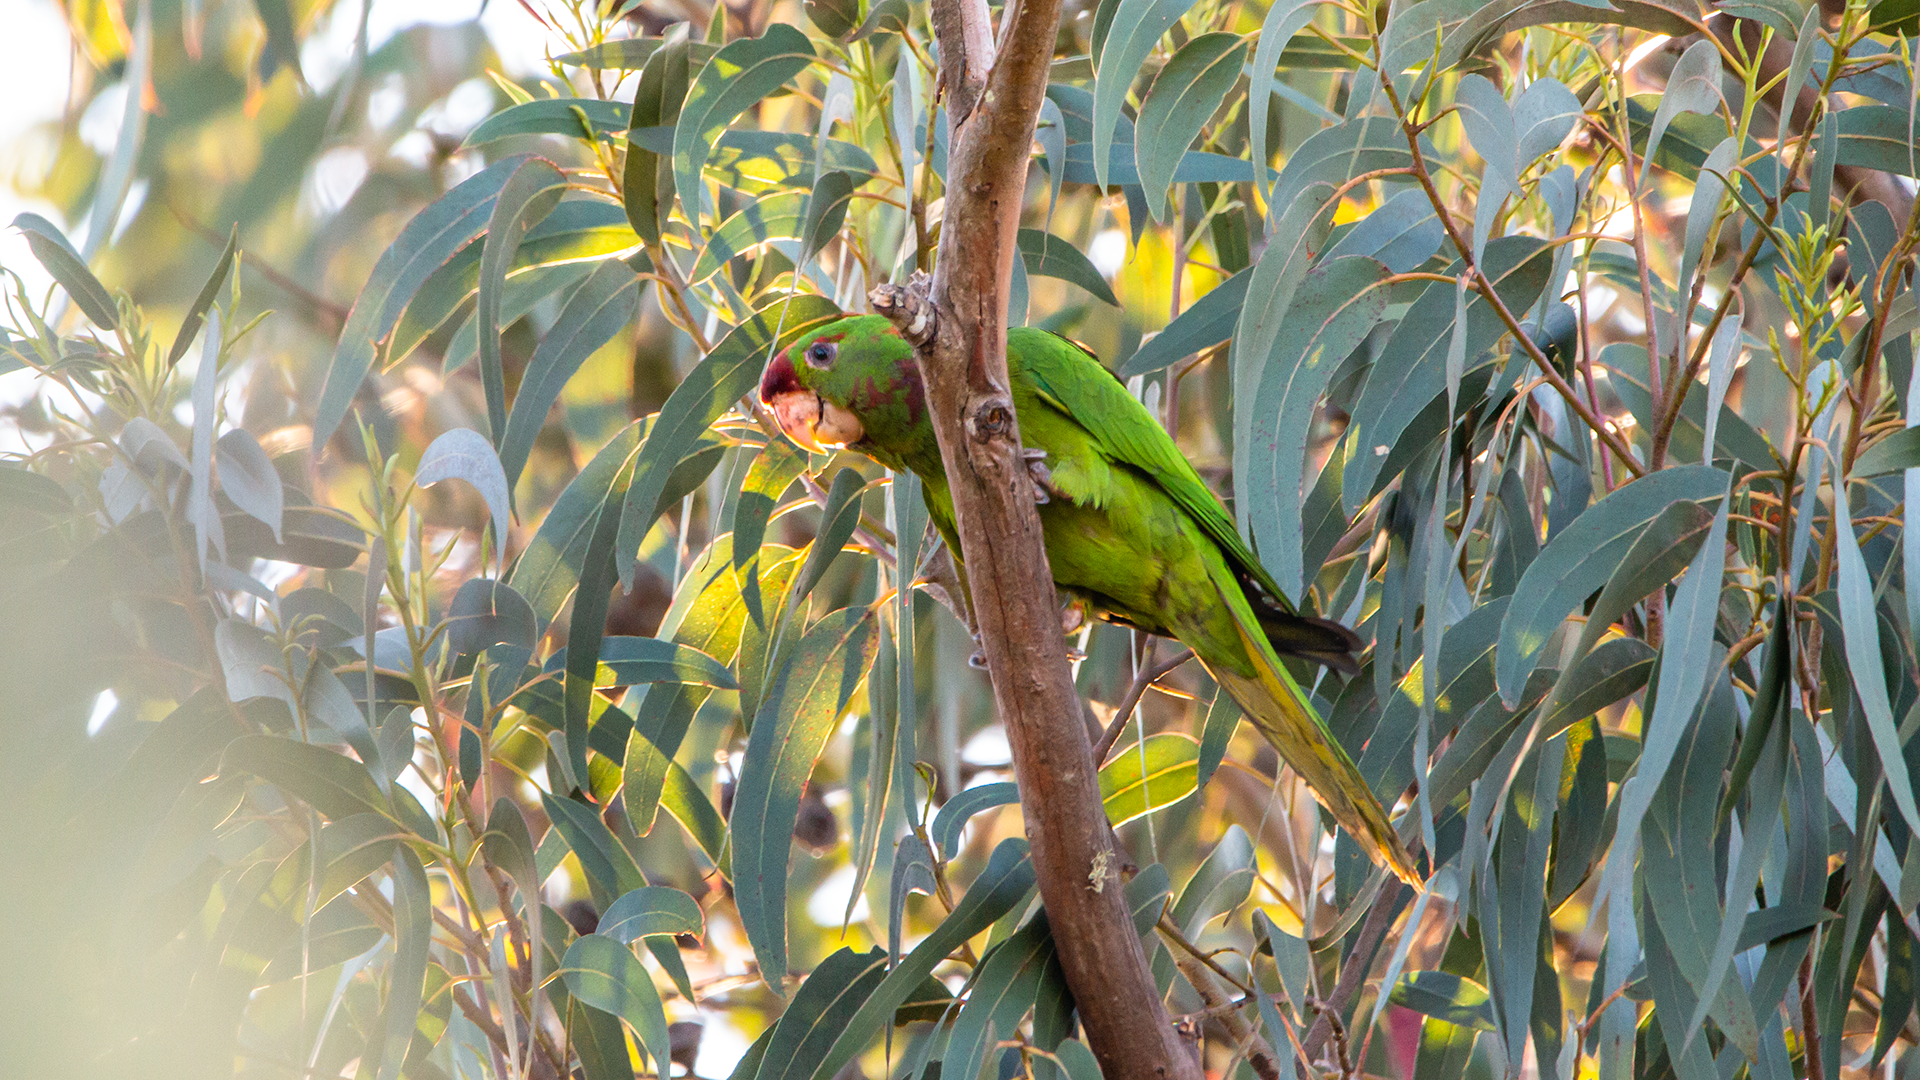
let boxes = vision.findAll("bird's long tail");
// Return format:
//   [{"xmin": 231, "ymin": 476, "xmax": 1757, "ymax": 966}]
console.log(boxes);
[{"xmin": 1208, "ymin": 616, "xmax": 1421, "ymax": 887}]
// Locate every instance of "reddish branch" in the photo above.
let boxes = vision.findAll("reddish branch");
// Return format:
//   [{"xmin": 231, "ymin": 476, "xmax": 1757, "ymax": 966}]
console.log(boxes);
[{"xmin": 867, "ymin": 0, "xmax": 1198, "ymax": 1072}]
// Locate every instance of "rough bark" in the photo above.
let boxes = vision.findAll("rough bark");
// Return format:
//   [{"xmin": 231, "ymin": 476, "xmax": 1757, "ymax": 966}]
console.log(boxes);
[{"xmin": 867, "ymin": 0, "xmax": 1199, "ymax": 1073}]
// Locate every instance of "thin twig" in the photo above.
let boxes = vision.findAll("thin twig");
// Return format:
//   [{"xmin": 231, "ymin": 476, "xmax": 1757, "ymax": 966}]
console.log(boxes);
[{"xmin": 1094, "ymin": 648, "xmax": 1195, "ymax": 764}]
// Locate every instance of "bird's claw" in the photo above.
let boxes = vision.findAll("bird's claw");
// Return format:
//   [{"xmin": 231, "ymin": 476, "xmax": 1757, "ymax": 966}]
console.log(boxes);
[{"xmin": 1023, "ymin": 447, "xmax": 1055, "ymax": 505}]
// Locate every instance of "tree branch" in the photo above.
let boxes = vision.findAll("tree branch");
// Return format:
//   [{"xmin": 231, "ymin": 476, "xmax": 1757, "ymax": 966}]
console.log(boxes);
[{"xmin": 868, "ymin": 0, "xmax": 1199, "ymax": 1072}]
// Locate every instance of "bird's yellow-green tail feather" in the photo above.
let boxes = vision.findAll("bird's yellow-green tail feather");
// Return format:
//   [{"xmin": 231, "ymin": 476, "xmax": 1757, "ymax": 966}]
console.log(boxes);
[{"xmin": 1210, "ymin": 616, "xmax": 1421, "ymax": 887}]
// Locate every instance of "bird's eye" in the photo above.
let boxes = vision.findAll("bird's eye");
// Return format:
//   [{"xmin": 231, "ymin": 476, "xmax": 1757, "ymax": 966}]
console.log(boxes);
[{"xmin": 805, "ymin": 341, "xmax": 836, "ymax": 368}]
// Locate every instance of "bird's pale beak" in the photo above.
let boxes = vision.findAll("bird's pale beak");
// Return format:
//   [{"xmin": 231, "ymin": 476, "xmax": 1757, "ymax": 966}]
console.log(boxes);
[
  {"xmin": 766, "ymin": 389, "xmax": 826, "ymax": 453},
  {"xmin": 765, "ymin": 391, "xmax": 864, "ymax": 455}
]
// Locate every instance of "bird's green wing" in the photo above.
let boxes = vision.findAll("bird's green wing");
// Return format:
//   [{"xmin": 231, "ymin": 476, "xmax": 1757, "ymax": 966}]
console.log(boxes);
[{"xmin": 1009, "ymin": 328, "xmax": 1298, "ymax": 613}]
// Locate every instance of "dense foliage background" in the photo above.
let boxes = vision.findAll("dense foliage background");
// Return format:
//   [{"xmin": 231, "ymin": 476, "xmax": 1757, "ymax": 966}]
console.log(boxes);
[{"xmin": 7, "ymin": 0, "xmax": 1920, "ymax": 1077}]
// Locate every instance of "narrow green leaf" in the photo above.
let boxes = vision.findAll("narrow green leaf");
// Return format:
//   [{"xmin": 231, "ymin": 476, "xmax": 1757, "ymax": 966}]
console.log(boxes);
[
  {"xmin": 563, "ymin": 934, "xmax": 674, "ymax": 1074},
  {"xmin": 477, "ymin": 157, "xmax": 570, "ymax": 442},
  {"xmin": 1247, "ymin": 0, "xmax": 1324, "ymax": 202},
  {"xmin": 548, "ymin": 635, "xmax": 737, "ymax": 689},
  {"xmin": 1135, "ymin": 33, "xmax": 1247, "ymax": 223},
  {"xmin": 1092, "ymin": 0, "xmax": 1202, "ymax": 190},
  {"xmin": 798, "ymin": 170, "xmax": 856, "ymax": 266},
  {"xmin": 1170, "ymin": 825, "xmax": 1255, "ymax": 935},
  {"xmin": 734, "ymin": 607, "xmax": 879, "ymax": 988},
  {"xmin": 1018, "ymin": 230, "xmax": 1120, "ymax": 307},
  {"xmin": 543, "ymin": 791, "xmax": 648, "ymax": 898},
  {"xmin": 730, "ymin": 439, "xmax": 809, "ymax": 627},
  {"xmin": 613, "ymin": 295, "xmax": 841, "ymax": 591},
  {"xmin": 1246, "ymin": 254, "xmax": 1391, "ymax": 595},
  {"xmin": 673, "ymin": 25, "xmax": 816, "ymax": 228},
  {"xmin": 463, "ymin": 99, "xmax": 633, "ymax": 148},
  {"xmin": 599, "ymin": 886, "xmax": 705, "ymax": 942},
  {"xmin": 510, "ymin": 419, "xmax": 644, "ymax": 632},
  {"xmin": 221, "ymin": 735, "xmax": 393, "ymax": 822},
  {"xmin": 691, "ymin": 191, "xmax": 811, "ymax": 284},
  {"xmin": 1121, "ymin": 268, "xmax": 1249, "ymax": 377},
  {"xmin": 313, "ymin": 156, "xmax": 531, "ymax": 454},
  {"xmin": 1853, "ymin": 426, "xmax": 1920, "ymax": 477},
  {"xmin": 376, "ymin": 846, "xmax": 431, "ymax": 1080},
  {"xmin": 932, "ymin": 782, "xmax": 1020, "ymax": 859},
  {"xmin": 554, "ymin": 38, "xmax": 667, "ymax": 69},
  {"xmin": 809, "ymin": 842, "xmax": 1037, "ymax": 1080},
  {"xmin": 14, "ymin": 213, "xmax": 117, "ymax": 329},
  {"xmin": 167, "ymin": 225, "xmax": 237, "ymax": 369},
  {"xmin": 1495, "ymin": 465, "xmax": 1728, "ymax": 705},
  {"xmin": 1832, "ymin": 475, "xmax": 1920, "ymax": 837},
  {"xmin": 787, "ymin": 467, "xmax": 868, "ymax": 611},
  {"xmin": 499, "ymin": 259, "xmax": 640, "ymax": 490},
  {"xmin": 762, "ymin": 947, "xmax": 890, "ymax": 1080}
]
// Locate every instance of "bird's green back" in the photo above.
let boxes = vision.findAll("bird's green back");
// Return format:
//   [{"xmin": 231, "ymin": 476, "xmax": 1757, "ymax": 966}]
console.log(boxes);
[{"xmin": 1007, "ymin": 328, "xmax": 1299, "ymax": 615}]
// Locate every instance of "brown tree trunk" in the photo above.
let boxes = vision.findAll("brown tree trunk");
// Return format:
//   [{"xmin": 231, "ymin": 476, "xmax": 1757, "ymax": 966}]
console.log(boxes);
[{"xmin": 867, "ymin": 0, "xmax": 1200, "ymax": 1076}]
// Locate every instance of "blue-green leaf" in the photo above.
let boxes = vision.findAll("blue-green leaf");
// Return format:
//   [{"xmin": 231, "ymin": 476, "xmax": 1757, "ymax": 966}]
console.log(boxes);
[
  {"xmin": 14, "ymin": 213, "xmax": 117, "ymax": 329},
  {"xmin": 1018, "ymin": 230, "xmax": 1120, "ymax": 307},
  {"xmin": 499, "ymin": 259, "xmax": 640, "ymax": 491},
  {"xmin": 1495, "ymin": 465, "xmax": 1727, "ymax": 705},
  {"xmin": 733, "ymin": 606, "xmax": 879, "ymax": 989},
  {"xmin": 376, "ymin": 846, "xmax": 431, "ymax": 1080},
  {"xmin": 1135, "ymin": 33, "xmax": 1248, "ymax": 222},
  {"xmin": 673, "ymin": 25, "xmax": 816, "ymax": 228},
  {"xmin": 416, "ymin": 428, "xmax": 511, "ymax": 558},
  {"xmin": 477, "ymin": 157, "xmax": 570, "ymax": 442},
  {"xmin": 463, "ymin": 99, "xmax": 633, "ymax": 148},
  {"xmin": 313, "ymin": 156, "xmax": 532, "ymax": 454},
  {"xmin": 599, "ymin": 886, "xmax": 706, "ymax": 942},
  {"xmin": 563, "ymin": 934, "xmax": 674, "ymax": 1074},
  {"xmin": 614, "ymin": 295, "xmax": 842, "ymax": 591},
  {"xmin": 1093, "ymin": 0, "xmax": 1202, "ymax": 190},
  {"xmin": 932, "ymin": 782, "xmax": 1020, "ymax": 859}
]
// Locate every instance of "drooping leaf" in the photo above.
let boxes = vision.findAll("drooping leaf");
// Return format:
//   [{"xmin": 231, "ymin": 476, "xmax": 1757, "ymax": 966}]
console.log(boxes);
[
  {"xmin": 312, "ymin": 156, "xmax": 533, "ymax": 455},
  {"xmin": 1092, "ymin": 0, "xmax": 1202, "ymax": 190},
  {"xmin": 564, "ymin": 934, "xmax": 674, "ymax": 1074},
  {"xmin": 1018, "ymin": 230, "xmax": 1120, "ymax": 307},
  {"xmin": 811, "ymin": 840, "xmax": 1037, "ymax": 1080},
  {"xmin": 673, "ymin": 25, "xmax": 817, "ymax": 229},
  {"xmin": 733, "ymin": 606, "xmax": 878, "ymax": 989},
  {"xmin": 1496, "ymin": 466, "xmax": 1729, "ymax": 704},
  {"xmin": 547, "ymin": 636, "xmax": 738, "ymax": 689},
  {"xmin": 931, "ymin": 782, "xmax": 1020, "ymax": 859},
  {"xmin": 1245, "ymin": 255, "xmax": 1391, "ymax": 595},
  {"xmin": 1122, "ymin": 268, "xmax": 1248, "ymax": 377},
  {"xmin": 1641, "ymin": 40, "xmax": 1723, "ymax": 185},
  {"xmin": 416, "ymin": 428, "xmax": 512, "ymax": 559},
  {"xmin": 1135, "ymin": 33, "xmax": 1248, "ymax": 222},
  {"xmin": 214, "ymin": 429, "xmax": 283, "ymax": 543},
  {"xmin": 499, "ymin": 260, "xmax": 641, "ymax": 491},
  {"xmin": 598, "ymin": 887, "xmax": 706, "ymax": 943},
  {"xmin": 13, "ymin": 212, "xmax": 117, "ymax": 329},
  {"xmin": 375, "ymin": 846, "xmax": 430, "ymax": 1080}
]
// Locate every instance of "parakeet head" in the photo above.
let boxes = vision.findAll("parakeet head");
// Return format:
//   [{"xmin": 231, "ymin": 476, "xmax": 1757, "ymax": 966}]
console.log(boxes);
[{"xmin": 759, "ymin": 315, "xmax": 928, "ymax": 461}]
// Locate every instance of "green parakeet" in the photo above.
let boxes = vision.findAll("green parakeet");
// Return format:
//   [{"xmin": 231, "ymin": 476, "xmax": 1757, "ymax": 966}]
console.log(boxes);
[{"xmin": 759, "ymin": 315, "xmax": 1418, "ymax": 884}]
